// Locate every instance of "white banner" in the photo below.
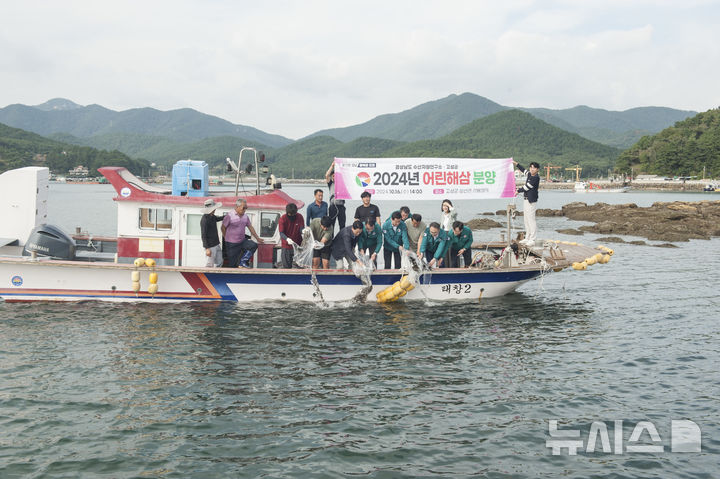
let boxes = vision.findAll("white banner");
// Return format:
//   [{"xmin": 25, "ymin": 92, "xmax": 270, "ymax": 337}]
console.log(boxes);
[{"xmin": 333, "ymin": 157, "xmax": 516, "ymax": 200}]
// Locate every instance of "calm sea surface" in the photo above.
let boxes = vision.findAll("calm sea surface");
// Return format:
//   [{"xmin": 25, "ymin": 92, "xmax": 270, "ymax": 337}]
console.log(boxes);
[{"xmin": 1, "ymin": 183, "xmax": 718, "ymax": 477}]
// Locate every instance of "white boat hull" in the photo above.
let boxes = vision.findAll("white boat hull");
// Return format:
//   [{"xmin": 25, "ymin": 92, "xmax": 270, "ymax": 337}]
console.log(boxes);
[{"xmin": 0, "ymin": 257, "xmax": 543, "ymax": 303}]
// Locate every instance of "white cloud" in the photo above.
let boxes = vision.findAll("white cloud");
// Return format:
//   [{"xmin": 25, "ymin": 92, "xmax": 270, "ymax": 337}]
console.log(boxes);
[{"xmin": 1, "ymin": 0, "xmax": 719, "ymax": 138}]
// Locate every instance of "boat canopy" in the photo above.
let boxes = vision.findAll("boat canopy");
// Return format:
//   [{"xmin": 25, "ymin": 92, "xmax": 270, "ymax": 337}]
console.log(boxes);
[{"xmin": 99, "ymin": 167, "xmax": 304, "ymax": 210}]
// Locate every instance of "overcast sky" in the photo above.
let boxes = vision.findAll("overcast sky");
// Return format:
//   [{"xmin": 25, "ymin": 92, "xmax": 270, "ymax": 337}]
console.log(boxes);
[{"xmin": 2, "ymin": 0, "xmax": 719, "ymax": 139}]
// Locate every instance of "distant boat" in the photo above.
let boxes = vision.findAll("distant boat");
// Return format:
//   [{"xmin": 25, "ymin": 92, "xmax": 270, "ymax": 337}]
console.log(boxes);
[
  {"xmin": 703, "ymin": 183, "xmax": 718, "ymax": 192},
  {"xmin": 574, "ymin": 181, "xmax": 629, "ymax": 193}
]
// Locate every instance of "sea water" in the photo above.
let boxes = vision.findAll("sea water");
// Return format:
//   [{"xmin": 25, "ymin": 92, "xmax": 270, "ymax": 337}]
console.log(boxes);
[{"xmin": 0, "ymin": 183, "xmax": 718, "ymax": 477}]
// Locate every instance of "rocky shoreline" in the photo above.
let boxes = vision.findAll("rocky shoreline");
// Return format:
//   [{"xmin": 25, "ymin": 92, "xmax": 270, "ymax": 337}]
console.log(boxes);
[{"xmin": 479, "ymin": 200, "xmax": 720, "ymax": 244}]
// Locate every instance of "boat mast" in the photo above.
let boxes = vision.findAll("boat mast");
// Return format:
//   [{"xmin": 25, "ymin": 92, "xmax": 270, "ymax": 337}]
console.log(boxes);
[{"xmin": 229, "ymin": 147, "xmax": 266, "ymax": 197}]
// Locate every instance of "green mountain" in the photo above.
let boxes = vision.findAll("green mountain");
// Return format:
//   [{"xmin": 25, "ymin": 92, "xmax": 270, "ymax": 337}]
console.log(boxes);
[
  {"xmin": 265, "ymin": 110, "xmax": 620, "ymax": 178},
  {"xmin": 308, "ymin": 93, "xmax": 506, "ymax": 142},
  {"xmin": 306, "ymin": 93, "xmax": 695, "ymax": 149},
  {"xmin": 0, "ymin": 122, "xmax": 149, "ymax": 175},
  {"xmin": 52, "ymin": 132, "xmax": 269, "ymax": 169},
  {"xmin": 384, "ymin": 110, "xmax": 621, "ymax": 177},
  {"xmin": 0, "ymin": 99, "xmax": 292, "ymax": 148},
  {"xmin": 615, "ymin": 108, "xmax": 720, "ymax": 177},
  {"xmin": 521, "ymin": 105, "xmax": 697, "ymax": 149}
]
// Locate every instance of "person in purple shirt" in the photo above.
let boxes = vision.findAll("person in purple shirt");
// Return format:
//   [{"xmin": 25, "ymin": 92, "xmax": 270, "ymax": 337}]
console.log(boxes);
[{"xmin": 221, "ymin": 198, "xmax": 264, "ymax": 268}]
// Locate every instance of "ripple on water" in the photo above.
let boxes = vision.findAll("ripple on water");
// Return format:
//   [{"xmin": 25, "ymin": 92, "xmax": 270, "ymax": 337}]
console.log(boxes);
[{"xmin": 1, "ymin": 239, "xmax": 719, "ymax": 477}]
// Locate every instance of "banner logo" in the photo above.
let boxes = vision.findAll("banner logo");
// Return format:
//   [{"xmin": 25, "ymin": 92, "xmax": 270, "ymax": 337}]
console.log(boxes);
[{"xmin": 355, "ymin": 172, "xmax": 371, "ymax": 187}]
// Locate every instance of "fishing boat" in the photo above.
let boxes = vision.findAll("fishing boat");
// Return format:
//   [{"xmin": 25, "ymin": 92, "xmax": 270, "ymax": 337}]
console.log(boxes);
[
  {"xmin": 574, "ymin": 181, "xmax": 629, "ymax": 193},
  {"xmin": 0, "ymin": 151, "xmax": 613, "ymax": 303}
]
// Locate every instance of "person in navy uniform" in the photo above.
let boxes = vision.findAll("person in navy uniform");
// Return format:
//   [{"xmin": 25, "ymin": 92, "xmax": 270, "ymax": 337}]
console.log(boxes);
[
  {"xmin": 449, "ymin": 220, "xmax": 473, "ymax": 268},
  {"xmin": 358, "ymin": 218, "xmax": 382, "ymax": 267},
  {"xmin": 381, "ymin": 211, "xmax": 410, "ymax": 269},
  {"xmin": 420, "ymin": 222, "xmax": 450, "ymax": 269},
  {"xmin": 331, "ymin": 220, "xmax": 364, "ymax": 270}
]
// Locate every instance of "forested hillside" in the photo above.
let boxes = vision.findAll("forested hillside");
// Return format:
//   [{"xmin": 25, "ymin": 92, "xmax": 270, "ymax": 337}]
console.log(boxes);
[
  {"xmin": 0, "ymin": 123, "xmax": 149, "ymax": 175},
  {"xmin": 615, "ymin": 108, "xmax": 720, "ymax": 177},
  {"xmin": 385, "ymin": 110, "xmax": 621, "ymax": 177}
]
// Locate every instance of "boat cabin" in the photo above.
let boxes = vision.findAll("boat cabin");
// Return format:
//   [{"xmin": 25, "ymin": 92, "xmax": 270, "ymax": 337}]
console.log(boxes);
[{"xmin": 98, "ymin": 161, "xmax": 303, "ymax": 268}]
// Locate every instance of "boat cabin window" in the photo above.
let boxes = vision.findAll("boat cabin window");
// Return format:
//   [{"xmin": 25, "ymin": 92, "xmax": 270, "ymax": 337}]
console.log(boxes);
[
  {"xmin": 186, "ymin": 214, "xmax": 201, "ymax": 235},
  {"xmin": 260, "ymin": 212, "xmax": 279, "ymax": 237},
  {"xmin": 139, "ymin": 208, "xmax": 173, "ymax": 231}
]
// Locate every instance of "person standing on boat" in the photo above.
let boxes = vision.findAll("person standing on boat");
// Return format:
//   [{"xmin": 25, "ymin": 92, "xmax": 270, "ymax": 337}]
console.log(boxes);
[
  {"xmin": 306, "ymin": 189, "xmax": 328, "ymax": 226},
  {"xmin": 326, "ymin": 163, "xmax": 346, "ymax": 230},
  {"xmin": 420, "ymin": 222, "xmax": 450, "ymax": 269},
  {"xmin": 439, "ymin": 199, "xmax": 457, "ymax": 267},
  {"xmin": 439, "ymin": 199, "xmax": 457, "ymax": 232},
  {"xmin": 514, "ymin": 160, "xmax": 540, "ymax": 246},
  {"xmin": 449, "ymin": 221, "xmax": 473, "ymax": 268},
  {"xmin": 331, "ymin": 220, "xmax": 364, "ymax": 270},
  {"xmin": 278, "ymin": 202, "xmax": 304, "ymax": 268},
  {"xmin": 200, "ymin": 198, "xmax": 224, "ymax": 267},
  {"xmin": 309, "ymin": 215, "xmax": 334, "ymax": 269},
  {"xmin": 222, "ymin": 198, "xmax": 264, "ymax": 268},
  {"xmin": 405, "ymin": 213, "xmax": 426, "ymax": 257},
  {"xmin": 358, "ymin": 218, "xmax": 382, "ymax": 267},
  {"xmin": 354, "ymin": 191, "xmax": 381, "ymax": 225},
  {"xmin": 382, "ymin": 211, "xmax": 410, "ymax": 269}
]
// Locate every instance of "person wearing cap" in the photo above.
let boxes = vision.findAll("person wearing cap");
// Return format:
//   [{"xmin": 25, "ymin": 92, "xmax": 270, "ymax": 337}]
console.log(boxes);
[{"xmin": 200, "ymin": 198, "xmax": 224, "ymax": 267}]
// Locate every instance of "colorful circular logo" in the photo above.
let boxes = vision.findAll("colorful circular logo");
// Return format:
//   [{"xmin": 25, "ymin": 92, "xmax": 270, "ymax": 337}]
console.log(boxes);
[
  {"xmin": 120, "ymin": 187, "xmax": 131, "ymax": 198},
  {"xmin": 11, "ymin": 275, "xmax": 23, "ymax": 287},
  {"xmin": 355, "ymin": 172, "xmax": 371, "ymax": 187}
]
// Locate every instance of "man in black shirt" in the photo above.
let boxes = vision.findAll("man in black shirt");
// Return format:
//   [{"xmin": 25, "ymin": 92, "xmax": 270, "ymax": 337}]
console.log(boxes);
[
  {"xmin": 354, "ymin": 191, "xmax": 381, "ymax": 225},
  {"xmin": 514, "ymin": 160, "xmax": 540, "ymax": 246},
  {"xmin": 200, "ymin": 198, "xmax": 224, "ymax": 267}
]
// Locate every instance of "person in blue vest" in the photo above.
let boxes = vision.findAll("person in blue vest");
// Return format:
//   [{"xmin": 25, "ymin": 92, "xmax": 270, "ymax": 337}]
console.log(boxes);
[
  {"xmin": 382, "ymin": 211, "xmax": 410, "ymax": 269},
  {"xmin": 306, "ymin": 189, "xmax": 328, "ymax": 226},
  {"xmin": 419, "ymin": 221, "xmax": 449, "ymax": 269},
  {"xmin": 449, "ymin": 220, "xmax": 473, "ymax": 268},
  {"xmin": 358, "ymin": 218, "xmax": 382, "ymax": 267}
]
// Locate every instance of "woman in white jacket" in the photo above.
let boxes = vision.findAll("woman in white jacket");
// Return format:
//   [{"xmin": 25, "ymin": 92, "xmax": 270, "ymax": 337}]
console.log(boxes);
[
  {"xmin": 440, "ymin": 199, "xmax": 457, "ymax": 232},
  {"xmin": 439, "ymin": 199, "xmax": 457, "ymax": 267}
]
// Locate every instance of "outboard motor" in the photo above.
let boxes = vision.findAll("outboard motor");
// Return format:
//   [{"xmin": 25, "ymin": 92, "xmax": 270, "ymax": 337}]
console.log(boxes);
[{"xmin": 23, "ymin": 224, "xmax": 76, "ymax": 260}]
